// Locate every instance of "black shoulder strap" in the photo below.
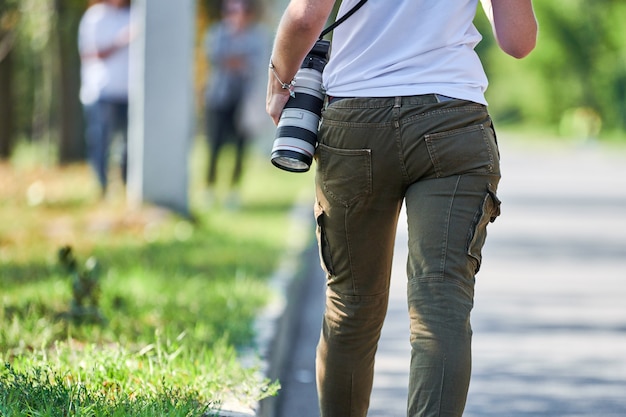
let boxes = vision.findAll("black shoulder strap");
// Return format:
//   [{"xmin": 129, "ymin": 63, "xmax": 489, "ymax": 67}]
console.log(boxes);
[{"xmin": 319, "ymin": 0, "xmax": 368, "ymax": 39}]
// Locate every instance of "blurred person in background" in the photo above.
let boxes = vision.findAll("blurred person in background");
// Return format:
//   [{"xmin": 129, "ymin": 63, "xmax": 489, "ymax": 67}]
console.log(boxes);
[
  {"xmin": 266, "ymin": 0, "xmax": 537, "ymax": 416},
  {"xmin": 78, "ymin": 0, "xmax": 131, "ymax": 198},
  {"xmin": 203, "ymin": 0, "xmax": 268, "ymax": 209}
]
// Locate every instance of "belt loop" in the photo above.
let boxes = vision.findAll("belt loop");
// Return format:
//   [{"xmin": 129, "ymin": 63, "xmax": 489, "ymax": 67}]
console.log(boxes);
[{"xmin": 394, "ymin": 96, "xmax": 401, "ymax": 108}]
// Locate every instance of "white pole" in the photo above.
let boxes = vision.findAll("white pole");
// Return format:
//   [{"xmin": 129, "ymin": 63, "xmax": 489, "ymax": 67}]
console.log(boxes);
[{"xmin": 128, "ymin": 0, "xmax": 196, "ymax": 216}]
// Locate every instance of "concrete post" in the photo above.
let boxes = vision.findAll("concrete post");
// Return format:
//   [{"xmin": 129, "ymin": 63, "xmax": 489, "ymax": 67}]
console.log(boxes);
[{"xmin": 128, "ymin": 0, "xmax": 196, "ymax": 216}]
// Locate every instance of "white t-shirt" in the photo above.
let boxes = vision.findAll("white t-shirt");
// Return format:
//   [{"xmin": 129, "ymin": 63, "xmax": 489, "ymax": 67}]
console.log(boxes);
[
  {"xmin": 323, "ymin": 0, "xmax": 488, "ymax": 105},
  {"xmin": 78, "ymin": 4, "xmax": 131, "ymax": 104}
]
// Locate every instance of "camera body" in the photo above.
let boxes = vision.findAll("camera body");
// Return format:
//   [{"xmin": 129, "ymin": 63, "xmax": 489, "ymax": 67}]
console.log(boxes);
[{"xmin": 270, "ymin": 39, "xmax": 331, "ymax": 173}]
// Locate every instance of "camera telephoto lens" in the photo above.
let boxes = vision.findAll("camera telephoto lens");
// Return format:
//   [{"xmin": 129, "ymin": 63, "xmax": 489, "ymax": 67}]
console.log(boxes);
[{"xmin": 271, "ymin": 39, "xmax": 330, "ymax": 173}]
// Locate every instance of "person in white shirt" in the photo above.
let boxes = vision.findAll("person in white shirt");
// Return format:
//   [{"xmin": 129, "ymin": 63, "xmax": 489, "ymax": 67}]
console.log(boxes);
[
  {"xmin": 78, "ymin": 0, "xmax": 131, "ymax": 196},
  {"xmin": 267, "ymin": 1, "xmax": 537, "ymax": 416}
]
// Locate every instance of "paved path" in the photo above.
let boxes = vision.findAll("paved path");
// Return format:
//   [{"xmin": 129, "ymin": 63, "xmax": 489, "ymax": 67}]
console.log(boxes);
[
  {"xmin": 277, "ymin": 138, "xmax": 626, "ymax": 417},
  {"xmin": 464, "ymin": 140, "xmax": 626, "ymax": 417}
]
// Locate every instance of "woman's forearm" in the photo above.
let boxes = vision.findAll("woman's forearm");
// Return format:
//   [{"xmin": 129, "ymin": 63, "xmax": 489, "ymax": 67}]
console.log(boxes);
[{"xmin": 266, "ymin": 0, "xmax": 335, "ymax": 124}]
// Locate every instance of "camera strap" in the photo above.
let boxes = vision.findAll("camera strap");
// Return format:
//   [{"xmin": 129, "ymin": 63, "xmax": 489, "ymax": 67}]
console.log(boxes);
[{"xmin": 319, "ymin": 0, "xmax": 368, "ymax": 39}]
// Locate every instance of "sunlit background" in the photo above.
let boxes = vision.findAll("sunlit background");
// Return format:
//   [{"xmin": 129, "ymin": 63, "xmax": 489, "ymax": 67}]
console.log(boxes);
[{"xmin": 1, "ymin": 1, "xmax": 626, "ymax": 416}]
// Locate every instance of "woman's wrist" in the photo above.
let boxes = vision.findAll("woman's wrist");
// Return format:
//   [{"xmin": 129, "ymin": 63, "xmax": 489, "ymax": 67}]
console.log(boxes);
[{"xmin": 269, "ymin": 59, "xmax": 296, "ymax": 98}]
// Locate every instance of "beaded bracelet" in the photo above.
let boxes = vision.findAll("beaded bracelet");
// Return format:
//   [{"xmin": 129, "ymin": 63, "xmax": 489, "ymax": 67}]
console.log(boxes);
[{"xmin": 269, "ymin": 59, "xmax": 296, "ymax": 98}]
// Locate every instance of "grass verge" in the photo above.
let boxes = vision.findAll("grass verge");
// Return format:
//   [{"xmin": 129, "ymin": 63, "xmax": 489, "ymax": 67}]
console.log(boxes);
[{"xmin": 0, "ymin": 138, "xmax": 315, "ymax": 416}]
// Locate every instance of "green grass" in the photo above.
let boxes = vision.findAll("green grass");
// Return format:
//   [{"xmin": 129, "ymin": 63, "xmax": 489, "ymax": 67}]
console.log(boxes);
[{"xmin": 0, "ymin": 138, "xmax": 316, "ymax": 415}]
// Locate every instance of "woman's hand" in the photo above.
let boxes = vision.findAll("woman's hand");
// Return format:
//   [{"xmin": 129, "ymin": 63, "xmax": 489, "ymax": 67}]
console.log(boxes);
[{"xmin": 266, "ymin": 74, "xmax": 292, "ymax": 125}]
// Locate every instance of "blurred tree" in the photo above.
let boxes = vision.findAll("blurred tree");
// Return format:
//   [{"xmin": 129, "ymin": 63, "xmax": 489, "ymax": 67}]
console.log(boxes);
[
  {"xmin": 20, "ymin": 0, "xmax": 57, "ymax": 152},
  {"xmin": 477, "ymin": 0, "xmax": 626, "ymax": 136},
  {"xmin": 0, "ymin": 0, "xmax": 19, "ymax": 158},
  {"xmin": 0, "ymin": 0, "xmax": 84, "ymax": 163},
  {"xmin": 196, "ymin": 0, "xmax": 220, "ymax": 113},
  {"xmin": 54, "ymin": 0, "xmax": 85, "ymax": 163}
]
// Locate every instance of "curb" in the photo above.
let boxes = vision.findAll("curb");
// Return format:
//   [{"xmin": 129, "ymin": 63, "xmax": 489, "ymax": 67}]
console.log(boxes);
[{"xmin": 214, "ymin": 191, "xmax": 315, "ymax": 417}]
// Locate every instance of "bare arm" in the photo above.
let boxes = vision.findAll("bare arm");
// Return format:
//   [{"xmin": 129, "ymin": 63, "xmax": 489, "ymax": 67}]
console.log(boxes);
[
  {"xmin": 266, "ymin": 0, "xmax": 336, "ymax": 124},
  {"xmin": 481, "ymin": 0, "xmax": 538, "ymax": 59}
]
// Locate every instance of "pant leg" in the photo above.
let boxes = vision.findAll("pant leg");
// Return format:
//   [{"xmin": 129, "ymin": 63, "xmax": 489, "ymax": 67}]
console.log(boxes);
[
  {"xmin": 83, "ymin": 101, "xmax": 110, "ymax": 193},
  {"xmin": 230, "ymin": 101, "xmax": 247, "ymax": 186},
  {"xmin": 206, "ymin": 106, "xmax": 229, "ymax": 186},
  {"xmin": 109, "ymin": 100, "xmax": 129, "ymax": 185},
  {"xmin": 315, "ymin": 98, "xmax": 405, "ymax": 417},
  {"xmin": 400, "ymin": 102, "xmax": 501, "ymax": 417},
  {"xmin": 405, "ymin": 174, "xmax": 500, "ymax": 417}
]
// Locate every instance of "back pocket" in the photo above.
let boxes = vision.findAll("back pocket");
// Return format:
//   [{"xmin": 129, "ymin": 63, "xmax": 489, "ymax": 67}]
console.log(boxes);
[
  {"xmin": 425, "ymin": 123, "xmax": 499, "ymax": 178},
  {"xmin": 316, "ymin": 143, "xmax": 372, "ymax": 207}
]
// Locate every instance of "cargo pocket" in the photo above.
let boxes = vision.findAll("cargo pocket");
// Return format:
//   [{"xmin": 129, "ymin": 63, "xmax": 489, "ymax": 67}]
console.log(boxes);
[
  {"xmin": 314, "ymin": 201, "xmax": 334, "ymax": 276},
  {"xmin": 466, "ymin": 184, "xmax": 501, "ymax": 273}
]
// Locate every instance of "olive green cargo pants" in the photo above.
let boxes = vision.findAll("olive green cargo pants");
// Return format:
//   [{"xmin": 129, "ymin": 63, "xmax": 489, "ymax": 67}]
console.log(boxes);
[{"xmin": 314, "ymin": 95, "xmax": 501, "ymax": 417}]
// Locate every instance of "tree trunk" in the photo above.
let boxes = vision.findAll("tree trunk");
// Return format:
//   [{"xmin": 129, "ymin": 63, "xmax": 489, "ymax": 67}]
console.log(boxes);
[
  {"xmin": 55, "ymin": 0, "xmax": 85, "ymax": 164},
  {"xmin": 0, "ymin": 37, "xmax": 15, "ymax": 159}
]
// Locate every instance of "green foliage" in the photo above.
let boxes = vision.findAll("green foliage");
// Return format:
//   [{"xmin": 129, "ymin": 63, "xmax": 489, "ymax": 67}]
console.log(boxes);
[
  {"xmin": 1, "ymin": 336, "xmax": 274, "ymax": 416},
  {"xmin": 57, "ymin": 245, "xmax": 105, "ymax": 325},
  {"xmin": 476, "ymin": 0, "xmax": 626, "ymax": 138},
  {"xmin": 0, "ymin": 143, "xmax": 313, "ymax": 414}
]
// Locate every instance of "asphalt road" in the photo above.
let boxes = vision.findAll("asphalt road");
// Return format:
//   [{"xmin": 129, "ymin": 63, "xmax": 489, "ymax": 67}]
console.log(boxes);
[{"xmin": 275, "ymin": 137, "xmax": 626, "ymax": 417}]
